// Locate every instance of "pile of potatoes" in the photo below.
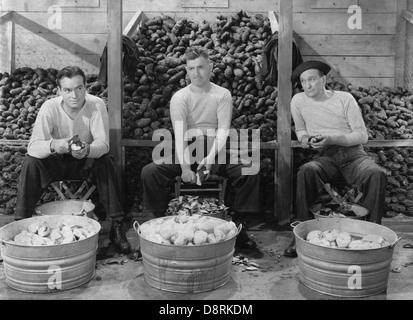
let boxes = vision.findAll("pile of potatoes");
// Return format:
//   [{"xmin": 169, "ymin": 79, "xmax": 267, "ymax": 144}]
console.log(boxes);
[
  {"xmin": 306, "ymin": 229, "xmax": 391, "ymax": 250},
  {"xmin": 139, "ymin": 214, "xmax": 238, "ymax": 246},
  {"xmin": 11, "ymin": 221, "xmax": 96, "ymax": 246},
  {"xmin": 166, "ymin": 195, "xmax": 228, "ymax": 216}
]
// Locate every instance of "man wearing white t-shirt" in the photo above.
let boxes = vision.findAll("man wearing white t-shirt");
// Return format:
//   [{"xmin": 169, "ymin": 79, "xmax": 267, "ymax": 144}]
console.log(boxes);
[
  {"xmin": 15, "ymin": 66, "xmax": 131, "ymax": 254},
  {"xmin": 284, "ymin": 60, "xmax": 387, "ymax": 258},
  {"xmin": 141, "ymin": 47, "xmax": 260, "ymax": 249}
]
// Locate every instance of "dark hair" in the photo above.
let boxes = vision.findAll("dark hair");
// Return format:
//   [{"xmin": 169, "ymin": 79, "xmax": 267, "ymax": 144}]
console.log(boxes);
[
  {"xmin": 56, "ymin": 66, "xmax": 86, "ymax": 88},
  {"xmin": 184, "ymin": 46, "xmax": 210, "ymax": 62}
]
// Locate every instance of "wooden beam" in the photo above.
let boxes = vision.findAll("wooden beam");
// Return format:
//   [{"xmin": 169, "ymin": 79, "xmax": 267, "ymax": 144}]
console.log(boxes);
[
  {"xmin": 291, "ymin": 140, "xmax": 413, "ymax": 148},
  {"xmin": 0, "ymin": 11, "xmax": 15, "ymax": 73},
  {"xmin": 123, "ymin": 10, "xmax": 143, "ymax": 37},
  {"xmin": 9, "ymin": 17, "xmax": 15, "ymax": 72},
  {"xmin": 402, "ymin": 10, "xmax": 413, "ymax": 24},
  {"xmin": 276, "ymin": 0, "xmax": 293, "ymax": 226},
  {"xmin": 53, "ymin": 0, "xmax": 100, "ymax": 7},
  {"xmin": 310, "ymin": 0, "xmax": 357, "ymax": 9},
  {"xmin": 0, "ymin": 11, "xmax": 13, "ymax": 24},
  {"xmin": 180, "ymin": 0, "xmax": 229, "ymax": 8},
  {"xmin": 107, "ymin": 0, "xmax": 124, "ymax": 200},
  {"xmin": 395, "ymin": 0, "xmax": 408, "ymax": 88},
  {"xmin": 120, "ymin": 139, "xmax": 279, "ymax": 149},
  {"xmin": 268, "ymin": 11, "xmax": 279, "ymax": 33}
]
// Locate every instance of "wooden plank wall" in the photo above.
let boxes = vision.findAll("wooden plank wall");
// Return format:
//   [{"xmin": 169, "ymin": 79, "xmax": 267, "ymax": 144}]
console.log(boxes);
[
  {"xmin": 405, "ymin": 1, "xmax": 413, "ymax": 91},
  {"xmin": 0, "ymin": 0, "xmax": 400, "ymax": 87}
]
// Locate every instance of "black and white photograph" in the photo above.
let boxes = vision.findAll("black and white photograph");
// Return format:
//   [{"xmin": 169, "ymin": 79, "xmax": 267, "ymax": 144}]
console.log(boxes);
[{"xmin": 0, "ymin": 0, "xmax": 412, "ymax": 306}]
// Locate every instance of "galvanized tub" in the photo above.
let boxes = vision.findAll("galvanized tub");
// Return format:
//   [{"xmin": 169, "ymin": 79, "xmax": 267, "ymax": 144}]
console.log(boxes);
[
  {"xmin": 134, "ymin": 216, "xmax": 239, "ymax": 293},
  {"xmin": 35, "ymin": 200, "xmax": 96, "ymax": 219},
  {"xmin": 293, "ymin": 218, "xmax": 400, "ymax": 298},
  {"xmin": 0, "ymin": 215, "xmax": 101, "ymax": 293},
  {"xmin": 311, "ymin": 203, "xmax": 368, "ymax": 220}
]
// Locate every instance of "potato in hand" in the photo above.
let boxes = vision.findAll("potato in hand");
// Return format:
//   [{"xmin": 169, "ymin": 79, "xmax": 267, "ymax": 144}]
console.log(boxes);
[{"xmin": 68, "ymin": 135, "xmax": 84, "ymax": 151}]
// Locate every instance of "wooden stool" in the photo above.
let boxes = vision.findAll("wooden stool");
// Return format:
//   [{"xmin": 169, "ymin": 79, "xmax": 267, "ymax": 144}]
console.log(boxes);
[
  {"xmin": 50, "ymin": 180, "xmax": 97, "ymax": 201},
  {"xmin": 174, "ymin": 175, "xmax": 227, "ymax": 201}
]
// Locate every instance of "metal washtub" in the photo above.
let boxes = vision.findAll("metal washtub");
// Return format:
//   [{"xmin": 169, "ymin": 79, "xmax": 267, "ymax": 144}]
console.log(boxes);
[
  {"xmin": 293, "ymin": 218, "xmax": 400, "ymax": 297},
  {"xmin": 311, "ymin": 203, "xmax": 369, "ymax": 220},
  {"xmin": 35, "ymin": 200, "xmax": 96, "ymax": 219},
  {"xmin": 0, "ymin": 215, "xmax": 101, "ymax": 293},
  {"xmin": 134, "ymin": 216, "xmax": 239, "ymax": 293}
]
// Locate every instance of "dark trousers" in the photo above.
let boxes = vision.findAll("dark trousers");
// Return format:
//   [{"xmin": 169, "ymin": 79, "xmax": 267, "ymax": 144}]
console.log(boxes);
[
  {"xmin": 141, "ymin": 161, "xmax": 260, "ymax": 216},
  {"xmin": 15, "ymin": 154, "xmax": 124, "ymax": 220},
  {"xmin": 296, "ymin": 145, "xmax": 387, "ymax": 224}
]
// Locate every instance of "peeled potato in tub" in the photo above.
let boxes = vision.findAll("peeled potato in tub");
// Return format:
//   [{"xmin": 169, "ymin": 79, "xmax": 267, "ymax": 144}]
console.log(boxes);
[
  {"xmin": 159, "ymin": 227, "xmax": 176, "ymax": 241},
  {"xmin": 306, "ymin": 228, "xmax": 391, "ymax": 249},
  {"xmin": 155, "ymin": 233, "xmax": 172, "ymax": 245},
  {"xmin": 197, "ymin": 219, "xmax": 225, "ymax": 234},
  {"xmin": 61, "ymin": 225, "xmax": 74, "ymax": 238},
  {"xmin": 72, "ymin": 228, "xmax": 87, "ymax": 241},
  {"xmin": 181, "ymin": 227, "xmax": 196, "ymax": 243},
  {"xmin": 31, "ymin": 234, "xmax": 47, "ymax": 246},
  {"xmin": 322, "ymin": 229, "xmax": 340, "ymax": 242},
  {"xmin": 44, "ymin": 238, "xmax": 55, "ymax": 246},
  {"xmin": 214, "ymin": 229, "xmax": 226, "ymax": 242},
  {"xmin": 362, "ymin": 234, "xmax": 385, "ymax": 245},
  {"xmin": 170, "ymin": 234, "xmax": 178, "ymax": 244},
  {"xmin": 174, "ymin": 235, "xmax": 187, "ymax": 246},
  {"xmin": 319, "ymin": 239, "xmax": 332, "ymax": 247},
  {"xmin": 175, "ymin": 214, "xmax": 189, "ymax": 224},
  {"xmin": 14, "ymin": 230, "xmax": 33, "ymax": 245},
  {"xmin": 226, "ymin": 228, "xmax": 237, "ymax": 239},
  {"xmin": 140, "ymin": 216, "xmax": 239, "ymax": 246},
  {"xmin": 27, "ymin": 222, "xmax": 41, "ymax": 234},
  {"xmin": 207, "ymin": 233, "xmax": 217, "ymax": 244},
  {"xmin": 308, "ymin": 237, "xmax": 322, "ymax": 245},
  {"xmin": 214, "ymin": 221, "xmax": 237, "ymax": 236},
  {"xmin": 306, "ymin": 230, "xmax": 322, "ymax": 241},
  {"xmin": 61, "ymin": 235, "xmax": 76, "ymax": 244},
  {"xmin": 369, "ymin": 242, "xmax": 382, "ymax": 249},
  {"xmin": 193, "ymin": 230, "xmax": 208, "ymax": 245},
  {"xmin": 37, "ymin": 224, "xmax": 51, "ymax": 237},
  {"xmin": 11, "ymin": 222, "xmax": 95, "ymax": 246},
  {"xmin": 50, "ymin": 228, "xmax": 63, "ymax": 241},
  {"xmin": 336, "ymin": 232, "xmax": 352, "ymax": 248},
  {"xmin": 349, "ymin": 240, "xmax": 372, "ymax": 250}
]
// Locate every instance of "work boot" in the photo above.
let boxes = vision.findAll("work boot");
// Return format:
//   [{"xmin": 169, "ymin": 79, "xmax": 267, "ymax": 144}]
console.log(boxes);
[
  {"xmin": 232, "ymin": 212, "xmax": 257, "ymax": 250},
  {"xmin": 284, "ymin": 237, "xmax": 297, "ymax": 258},
  {"xmin": 110, "ymin": 220, "xmax": 132, "ymax": 255}
]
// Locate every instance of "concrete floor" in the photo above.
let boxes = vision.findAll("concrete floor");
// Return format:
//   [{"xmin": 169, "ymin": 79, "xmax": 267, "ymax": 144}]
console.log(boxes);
[{"xmin": 1, "ymin": 214, "xmax": 413, "ymax": 300}]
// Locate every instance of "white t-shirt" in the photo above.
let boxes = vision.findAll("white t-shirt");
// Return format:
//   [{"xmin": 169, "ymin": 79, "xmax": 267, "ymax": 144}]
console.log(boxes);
[
  {"xmin": 291, "ymin": 90, "xmax": 368, "ymax": 146},
  {"xmin": 28, "ymin": 93, "xmax": 109, "ymax": 159}
]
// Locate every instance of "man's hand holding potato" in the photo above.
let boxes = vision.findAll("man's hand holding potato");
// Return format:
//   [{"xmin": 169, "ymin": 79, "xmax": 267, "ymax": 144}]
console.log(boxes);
[
  {"xmin": 69, "ymin": 135, "xmax": 90, "ymax": 159},
  {"xmin": 71, "ymin": 141, "xmax": 90, "ymax": 159}
]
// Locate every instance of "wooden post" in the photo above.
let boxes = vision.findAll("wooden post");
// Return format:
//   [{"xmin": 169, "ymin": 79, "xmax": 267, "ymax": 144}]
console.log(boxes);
[
  {"xmin": 9, "ymin": 16, "xmax": 15, "ymax": 72},
  {"xmin": 123, "ymin": 10, "xmax": 143, "ymax": 37},
  {"xmin": 276, "ymin": 0, "xmax": 293, "ymax": 226},
  {"xmin": 395, "ymin": 0, "xmax": 408, "ymax": 87},
  {"xmin": 0, "ymin": 11, "xmax": 15, "ymax": 73},
  {"xmin": 107, "ymin": 0, "xmax": 124, "ymax": 201}
]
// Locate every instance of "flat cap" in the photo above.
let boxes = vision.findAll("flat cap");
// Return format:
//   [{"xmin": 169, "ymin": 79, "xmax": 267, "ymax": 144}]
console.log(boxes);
[{"xmin": 291, "ymin": 60, "xmax": 331, "ymax": 84}]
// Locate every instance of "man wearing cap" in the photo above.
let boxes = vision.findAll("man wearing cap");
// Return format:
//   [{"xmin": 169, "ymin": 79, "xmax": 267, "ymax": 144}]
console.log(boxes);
[{"xmin": 284, "ymin": 60, "xmax": 388, "ymax": 258}]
